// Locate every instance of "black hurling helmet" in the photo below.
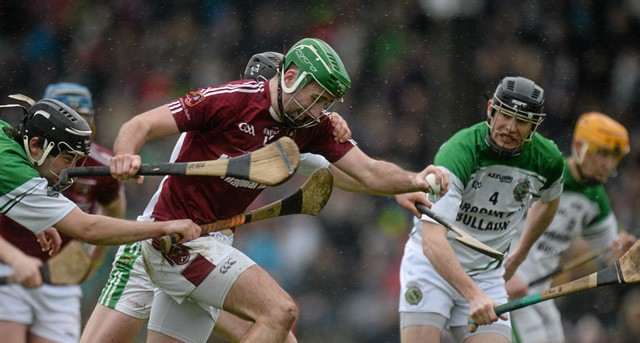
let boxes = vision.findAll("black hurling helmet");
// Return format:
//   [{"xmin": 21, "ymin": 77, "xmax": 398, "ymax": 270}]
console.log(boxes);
[
  {"xmin": 486, "ymin": 76, "xmax": 545, "ymax": 156},
  {"xmin": 20, "ymin": 98, "xmax": 92, "ymax": 166},
  {"xmin": 243, "ymin": 51, "xmax": 284, "ymax": 81}
]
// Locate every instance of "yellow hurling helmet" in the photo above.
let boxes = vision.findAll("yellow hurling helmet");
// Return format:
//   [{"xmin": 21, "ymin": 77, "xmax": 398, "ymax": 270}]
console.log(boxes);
[{"xmin": 573, "ymin": 112, "xmax": 629, "ymax": 163}]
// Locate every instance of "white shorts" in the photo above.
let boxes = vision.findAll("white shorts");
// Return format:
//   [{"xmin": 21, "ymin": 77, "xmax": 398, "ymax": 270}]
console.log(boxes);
[
  {"xmin": 0, "ymin": 283, "xmax": 81, "ymax": 343},
  {"xmin": 98, "ymin": 242, "xmax": 154, "ymax": 319},
  {"xmin": 398, "ymin": 242, "xmax": 511, "ymax": 340},
  {"xmin": 147, "ymin": 288, "xmax": 218, "ymax": 343},
  {"xmin": 511, "ymin": 298, "xmax": 564, "ymax": 342},
  {"xmin": 98, "ymin": 231, "xmax": 234, "ymax": 341},
  {"xmin": 141, "ymin": 234, "xmax": 255, "ymax": 308}
]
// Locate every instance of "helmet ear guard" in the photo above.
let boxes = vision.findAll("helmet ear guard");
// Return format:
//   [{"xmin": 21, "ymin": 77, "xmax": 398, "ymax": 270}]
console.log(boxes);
[{"xmin": 572, "ymin": 112, "xmax": 629, "ymax": 164}]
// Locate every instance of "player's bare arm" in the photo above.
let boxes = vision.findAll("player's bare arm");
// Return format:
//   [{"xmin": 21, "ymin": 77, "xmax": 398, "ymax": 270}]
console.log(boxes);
[
  {"xmin": 504, "ymin": 197, "xmax": 560, "ymax": 280},
  {"xmin": 54, "ymin": 207, "xmax": 201, "ymax": 245},
  {"xmin": 333, "ymin": 146, "xmax": 448, "ymax": 195},
  {"xmin": 111, "ymin": 105, "xmax": 180, "ymax": 180},
  {"xmin": 0, "ymin": 236, "xmax": 43, "ymax": 288},
  {"xmin": 421, "ymin": 221, "xmax": 507, "ymax": 326}
]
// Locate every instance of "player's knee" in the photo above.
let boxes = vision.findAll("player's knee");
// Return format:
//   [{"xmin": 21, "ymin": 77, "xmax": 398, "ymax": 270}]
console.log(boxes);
[{"xmin": 270, "ymin": 297, "xmax": 298, "ymax": 328}]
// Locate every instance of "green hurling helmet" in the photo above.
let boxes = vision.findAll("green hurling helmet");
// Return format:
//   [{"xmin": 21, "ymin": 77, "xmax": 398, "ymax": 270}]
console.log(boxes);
[{"xmin": 282, "ymin": 38, "xmax": 351, "ymax": 101}]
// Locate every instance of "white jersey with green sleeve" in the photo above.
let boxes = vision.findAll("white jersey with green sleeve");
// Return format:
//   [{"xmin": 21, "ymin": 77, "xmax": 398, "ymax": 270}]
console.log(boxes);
[
  {"xmin": 0, "ymin": 121, "xmax": 76, "ymax": 234},
  {"xmin": 408, "ymin": 123, "xmax": 564, "ymax": 280},
  {"xmin": 514, "ymin": 158, "xmax": 618, "ymax": 287}
]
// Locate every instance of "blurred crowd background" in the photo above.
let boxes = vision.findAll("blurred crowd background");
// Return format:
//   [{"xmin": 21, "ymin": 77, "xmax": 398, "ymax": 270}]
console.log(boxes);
[{"xmin": 2, "ymin": 1, "xmax": 640, "ymax": 342}]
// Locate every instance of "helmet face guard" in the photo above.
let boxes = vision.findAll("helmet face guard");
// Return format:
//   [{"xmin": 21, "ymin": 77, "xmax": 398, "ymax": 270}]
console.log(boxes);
[
  {"xmin": 278, "ymin": 38, "xmax": 351, "ymax": 129},
  {"xmin": 486, "ymin": 76, "xmax": 545, "ymax": 156}
]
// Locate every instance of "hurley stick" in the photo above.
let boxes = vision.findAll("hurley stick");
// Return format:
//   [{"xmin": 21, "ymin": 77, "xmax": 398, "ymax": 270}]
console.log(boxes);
[
  {"xmin": 468, "ymin": 240, "xmax": 640, "ymax": 332},
  {"xmin": 528, "ymin": 245, "xmax": 610, "ymax": 287},
  {"xmin": 58, "ymin": 136, "xmax": 300, "ymax": 188},
  {"xmin": 159, "ymin": 168, "xmax": 334, "ymax": 253},
  {"xmin": 416, "ymin": 204, "xmax": 505, "ymax": 260}
]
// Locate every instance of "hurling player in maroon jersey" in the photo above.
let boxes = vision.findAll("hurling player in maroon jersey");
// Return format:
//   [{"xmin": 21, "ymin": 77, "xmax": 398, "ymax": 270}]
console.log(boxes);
[{"xmin": 92, "ymin": 38, "xmax": 446, "ymax": 342}]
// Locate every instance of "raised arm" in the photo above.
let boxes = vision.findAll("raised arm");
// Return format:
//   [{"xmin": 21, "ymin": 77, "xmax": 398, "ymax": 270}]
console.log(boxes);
[{"xmin": 110, "ymin": 105, "xmax": 180, "ymax": 180}]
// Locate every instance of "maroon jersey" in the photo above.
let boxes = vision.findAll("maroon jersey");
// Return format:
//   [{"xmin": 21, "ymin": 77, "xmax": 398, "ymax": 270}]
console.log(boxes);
[
  {"xmin": 149, "ymin": 80, "xmax": 354, "ymax": 224},
  {"xmin": 0, "ymin": 143, "xmax": 123, "ymax": 262}
]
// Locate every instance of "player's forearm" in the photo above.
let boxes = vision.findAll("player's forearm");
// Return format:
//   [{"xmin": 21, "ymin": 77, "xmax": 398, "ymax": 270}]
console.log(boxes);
[
  {"xmin": 329, "ymin": 165, "xmax": 379, "ymax": 193},
  {"xmin": 515, "ymin": 198, "xmax": 560, "ymax": 259},
  {"xmin": 0, "ymin": 236, "xmax": 29, "ymax": 266},
  {"xmin": 113, "ymin": 118, "xmax": 152, "ymax": 155},
  {"xmin": 56, "ymin": 208, "xmax": 173, "ymax": 245},
  {"xmin": 334, "ymin": 148, "xmax": 425, "ymax": 195},
  {"xmin": 422, "ymin": 223, "xmax": 483, "ymax": 302}
]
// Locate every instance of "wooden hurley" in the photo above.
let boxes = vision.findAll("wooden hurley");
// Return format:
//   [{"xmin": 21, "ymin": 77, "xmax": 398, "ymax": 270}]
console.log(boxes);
[
  {"xmin": 468, "ymin": 240, "xmax": 640, "ymax": 332},
  {"xmin": 159, "ymin": 168, "xmax": 334, "ymax": 253},
  {"xmin": 415, "ymin": 203, "xmax": 505, "ymax": 260},
  {"xmin": 58, "ymin": 136, "xmax": 300, "ymax": 188}
]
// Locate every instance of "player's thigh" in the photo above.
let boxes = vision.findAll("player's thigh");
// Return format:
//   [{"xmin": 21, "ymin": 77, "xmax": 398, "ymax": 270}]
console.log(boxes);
[
  {"xmin": 0, "ymin": 321, "xmax": 28, "ymax": 343},
  {"xmin": 148, "ymin": 290, "xmax": 216, "ymax": 343},
  {"xmin": 219, "ymin": 264, "xmax": 297, "ymax": 320},
  {"xmin": 29, "ymin": 332, "xmax": 61, "ymax": 343},
  {"xmin": 80, "ymin": 304, "xmax": 146, "ymax": 343},
  {"xmin": 463, "ymin": 332, "xmax": 511, "ymax": 343},
  {"xmin": 400, "ymin": 319, "xmax": 443, "ymax": 343}
]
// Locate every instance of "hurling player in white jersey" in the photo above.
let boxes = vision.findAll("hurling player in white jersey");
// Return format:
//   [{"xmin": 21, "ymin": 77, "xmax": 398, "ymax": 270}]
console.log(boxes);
[
  {"xmin": 506, "ymin": 112, "xmax": 636, "ymax": 343},
  {"xmin": 395, "ymin": 76, "xmax": 565, "ymax": 343},
  {"xmin": 0, "ymin": 96, "xmax": 199, "ymax": 251},
  {"xmin": 0, "ymin": 83, "xmax": 127, "ymax": 343}
]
